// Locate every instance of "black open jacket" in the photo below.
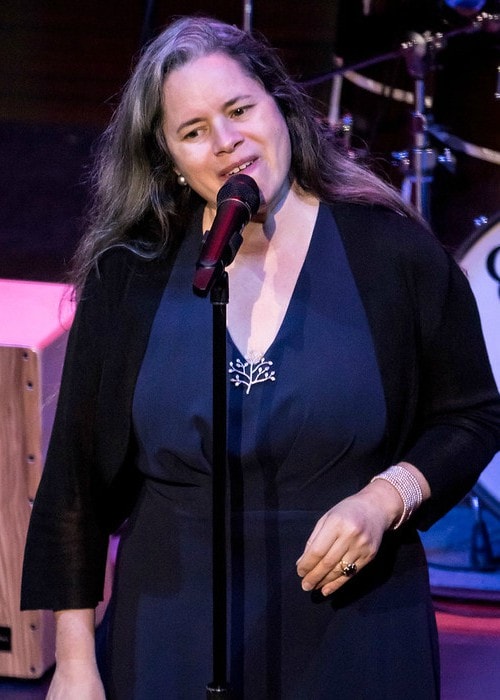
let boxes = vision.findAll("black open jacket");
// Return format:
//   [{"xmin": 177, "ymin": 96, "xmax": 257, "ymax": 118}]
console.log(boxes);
[{"xmin": 21, "ymin": 203, "xmax": 500, "ymax": 611}]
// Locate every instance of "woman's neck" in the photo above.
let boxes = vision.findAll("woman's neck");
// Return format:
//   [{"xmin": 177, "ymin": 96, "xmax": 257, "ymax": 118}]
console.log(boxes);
[{"xmin": 233, "ymin": 185, "xmax": 319, "ymax": 259}]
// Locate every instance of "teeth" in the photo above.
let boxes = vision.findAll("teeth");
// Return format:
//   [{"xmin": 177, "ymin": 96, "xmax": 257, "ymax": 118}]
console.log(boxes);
[{"xmin": 228, "ymin": 160, "xmax": 254, "ymax": 176}]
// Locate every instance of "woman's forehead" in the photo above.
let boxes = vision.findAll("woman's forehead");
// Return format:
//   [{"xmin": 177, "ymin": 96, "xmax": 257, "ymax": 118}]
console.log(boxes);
[{"xmin": 162, "ymin": 54, "xmax": 265, "ymax": 109}]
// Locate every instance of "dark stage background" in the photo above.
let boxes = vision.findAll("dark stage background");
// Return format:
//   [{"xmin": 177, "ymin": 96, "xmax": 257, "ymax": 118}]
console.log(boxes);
[{"xmin": 1, "ymin": 0, "xmax": 499, "ymax": 283}]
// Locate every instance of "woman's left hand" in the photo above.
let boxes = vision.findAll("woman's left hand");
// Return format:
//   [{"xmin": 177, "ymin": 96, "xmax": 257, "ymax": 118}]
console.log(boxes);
[{"xmin": 295, "ymin": 480, "xmax": 403, "ymax": 596}]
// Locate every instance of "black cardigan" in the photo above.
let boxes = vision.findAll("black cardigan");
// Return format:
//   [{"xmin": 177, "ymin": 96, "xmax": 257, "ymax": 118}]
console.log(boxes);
[{"xmin": 21, "ymin": 203, "xmax": 500, "ymax": 611}]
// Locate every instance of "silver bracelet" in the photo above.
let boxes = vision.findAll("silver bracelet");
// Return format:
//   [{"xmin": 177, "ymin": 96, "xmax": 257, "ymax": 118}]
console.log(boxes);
[{"xmin": 370, "ymin": 464, "xmax": 423, "ymax": 530}]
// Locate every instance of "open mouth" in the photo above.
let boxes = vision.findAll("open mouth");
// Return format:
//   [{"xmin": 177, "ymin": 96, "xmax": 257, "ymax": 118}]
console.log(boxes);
[{"xmin": 226, "ymin": 159, "xmax": 256, "ymax": 177}]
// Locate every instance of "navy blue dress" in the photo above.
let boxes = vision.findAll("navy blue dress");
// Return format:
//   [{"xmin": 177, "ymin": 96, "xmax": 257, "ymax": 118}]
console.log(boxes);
[{"xmin": 105, "ymin": 204, "xmax": 438, "ymax": 699}]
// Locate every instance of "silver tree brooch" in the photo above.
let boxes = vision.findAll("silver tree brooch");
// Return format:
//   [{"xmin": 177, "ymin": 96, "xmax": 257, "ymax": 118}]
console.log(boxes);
[{"xmin": 228, "ymin": 356, "xmax": 276, "ymax": 394}]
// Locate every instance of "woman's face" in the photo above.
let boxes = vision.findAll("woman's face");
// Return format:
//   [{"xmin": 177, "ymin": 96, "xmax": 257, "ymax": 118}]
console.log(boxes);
[{"xmin": 162, "ymin": 52, "xmax": 292, "ymax": 218}]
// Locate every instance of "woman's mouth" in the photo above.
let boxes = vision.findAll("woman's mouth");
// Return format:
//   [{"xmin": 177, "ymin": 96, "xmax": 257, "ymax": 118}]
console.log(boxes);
[{"xmin": 225, "ymin": 159, "xmax": 256, "ymax": 177}]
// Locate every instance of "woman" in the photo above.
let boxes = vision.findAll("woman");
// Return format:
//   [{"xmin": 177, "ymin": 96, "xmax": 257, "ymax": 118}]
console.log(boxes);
[{"xmin": 21, "ymin": 16, "xmax": 500, "ymax": 699}]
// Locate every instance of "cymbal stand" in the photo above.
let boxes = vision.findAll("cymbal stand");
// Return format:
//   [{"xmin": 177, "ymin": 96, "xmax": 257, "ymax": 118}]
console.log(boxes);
[
  {"xmin": 392, "ymin": 11, "xmax": 500, "ymax": 220},
  {"xmin": 393, "ymin": 31, "xmax": 445, "ymax": 221},
  {"xmin": 243, "ymin": 0, "xmax": 253, "ymax": 32}
]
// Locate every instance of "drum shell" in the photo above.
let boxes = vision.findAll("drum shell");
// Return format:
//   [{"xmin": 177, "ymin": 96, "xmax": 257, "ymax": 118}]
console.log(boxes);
[{"xmin": 457, "ymin": 214, "xmax": 500, "ymax": 515}]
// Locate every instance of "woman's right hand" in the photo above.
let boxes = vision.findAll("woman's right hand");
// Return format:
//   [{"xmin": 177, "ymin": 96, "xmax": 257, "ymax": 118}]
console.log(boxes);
[{"xmin": 47, "ymin": 659, "xmax": 105, "ymax": 700}]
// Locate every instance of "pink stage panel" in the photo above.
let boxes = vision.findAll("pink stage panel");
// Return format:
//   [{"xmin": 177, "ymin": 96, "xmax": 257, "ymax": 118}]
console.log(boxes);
[{"xmin": 0, "ymin": 279, "xmax": 75, "ymax": 348}]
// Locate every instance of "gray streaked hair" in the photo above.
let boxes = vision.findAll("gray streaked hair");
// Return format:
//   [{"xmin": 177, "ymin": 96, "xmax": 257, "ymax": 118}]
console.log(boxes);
[{"xmin": 73, "ymin": 15, "xmax": 419, "ymax": 292}]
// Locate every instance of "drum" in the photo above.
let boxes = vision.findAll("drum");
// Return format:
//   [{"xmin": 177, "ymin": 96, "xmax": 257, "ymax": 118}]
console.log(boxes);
[{"xmin": 457, "ymin": 213, "xmax": 500, "ymax": 516}]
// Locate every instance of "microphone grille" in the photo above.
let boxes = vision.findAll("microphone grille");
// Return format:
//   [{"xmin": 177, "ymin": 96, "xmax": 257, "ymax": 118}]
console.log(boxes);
[{"xmin": 217, "ymin": 174, "xmax": 260, "ymax": 215}]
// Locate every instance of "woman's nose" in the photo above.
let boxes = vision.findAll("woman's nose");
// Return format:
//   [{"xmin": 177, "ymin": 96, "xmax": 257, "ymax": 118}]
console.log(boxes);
[{"xmin": 212, "ymin": 119, "xmax": 242, "ymax": 154}]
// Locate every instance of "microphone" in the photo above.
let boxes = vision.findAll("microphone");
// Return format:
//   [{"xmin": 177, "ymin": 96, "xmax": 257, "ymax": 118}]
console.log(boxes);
[{"xmin": 193, "ymin": 173, "xmax": 260, "ymax": 296}]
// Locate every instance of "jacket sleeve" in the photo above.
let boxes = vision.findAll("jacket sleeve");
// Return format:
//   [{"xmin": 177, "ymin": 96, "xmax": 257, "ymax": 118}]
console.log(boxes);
[
  {"xmin": 403, "ymin": 237, "xmax": 500, "ymax": 529},
  {"xmin": 334, "ymin": 203, "xmax": 500, "ymax": 530},
  {"xmin": 21, "ymin": 254, "xmax": 135, "ymax": 611}
]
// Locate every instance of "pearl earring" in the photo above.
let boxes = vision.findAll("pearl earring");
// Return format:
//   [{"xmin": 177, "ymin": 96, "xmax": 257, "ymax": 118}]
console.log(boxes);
[{"xmin": 177, "ymin": 174, "xmax": 188, "ymax": 187}]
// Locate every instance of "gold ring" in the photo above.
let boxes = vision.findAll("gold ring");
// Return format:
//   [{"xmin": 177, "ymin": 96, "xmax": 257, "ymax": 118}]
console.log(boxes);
[{"xmin": 340, "ymin": 560, "xmax": 357, "ymax": 577}]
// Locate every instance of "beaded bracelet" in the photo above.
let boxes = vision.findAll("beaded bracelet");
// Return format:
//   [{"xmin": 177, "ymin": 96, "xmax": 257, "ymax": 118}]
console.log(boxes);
[{"xmin": 370, "ymin": 464, "xmax": 423, "ymax": 530}]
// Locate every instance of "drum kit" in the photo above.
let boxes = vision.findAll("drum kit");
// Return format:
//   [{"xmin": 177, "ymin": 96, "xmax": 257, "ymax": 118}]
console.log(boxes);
[{"xmin": 307, "ymin": 2, "xmax": 500, "ymax": 569}]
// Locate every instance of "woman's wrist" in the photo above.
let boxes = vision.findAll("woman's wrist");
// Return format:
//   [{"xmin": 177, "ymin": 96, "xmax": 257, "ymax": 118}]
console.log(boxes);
[
  {"xmin": 370, "ymin": 463, "xmax": 424, "ymax": 529},
  {"xmin": 54, "ymin": 609, "xmax": 97, "ymax": 664},
  {"xmin": 361, "ymin": 477, "xmax": 406, "ymax": 530}
]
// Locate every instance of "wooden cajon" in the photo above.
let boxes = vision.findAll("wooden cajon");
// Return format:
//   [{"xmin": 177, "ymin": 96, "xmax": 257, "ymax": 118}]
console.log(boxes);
[{"xmin": 0, "ymin": 279, "xmax": 74, "ymax": 678}]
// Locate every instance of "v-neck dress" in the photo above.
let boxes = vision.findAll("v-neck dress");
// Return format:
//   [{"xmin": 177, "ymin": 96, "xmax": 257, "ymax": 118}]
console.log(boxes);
[{"xmin": 104, "ymin": 204, "xmax": 438, "ymax": 699}]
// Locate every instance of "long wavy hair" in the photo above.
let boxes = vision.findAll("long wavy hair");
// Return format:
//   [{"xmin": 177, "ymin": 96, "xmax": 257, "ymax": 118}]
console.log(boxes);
[{"xmin": 73, "ymin": 15, "xmax": 419, "ymax": 292}]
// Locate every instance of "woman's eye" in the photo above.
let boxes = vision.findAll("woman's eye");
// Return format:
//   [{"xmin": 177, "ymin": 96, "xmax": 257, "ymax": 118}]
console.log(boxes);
[
  {"xmin": 183, "ymin": 129, "xmax": 201, "ymax": 140},
  {"xmin": 231, "ymin": 104, "xmax": 252, "ymax": 118}
]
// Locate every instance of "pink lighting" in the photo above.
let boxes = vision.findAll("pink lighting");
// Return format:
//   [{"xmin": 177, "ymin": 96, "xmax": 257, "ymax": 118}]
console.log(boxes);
[{"xmin": 0, "ymin": 280, "xmax": 75, "ymax": 350}]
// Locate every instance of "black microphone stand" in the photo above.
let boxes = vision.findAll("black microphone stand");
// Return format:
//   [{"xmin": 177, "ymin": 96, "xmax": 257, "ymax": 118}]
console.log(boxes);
[
  {"xmin": 201, "ymin": 232, "xmax": 247, "ymax": 698},
  {"xmin": 205, "ymin": 269, "xmax": 231, "ymax": 698},
  {"xmin": 194, "ymin": 175, "xmax": 258, "ymax": 698}
]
